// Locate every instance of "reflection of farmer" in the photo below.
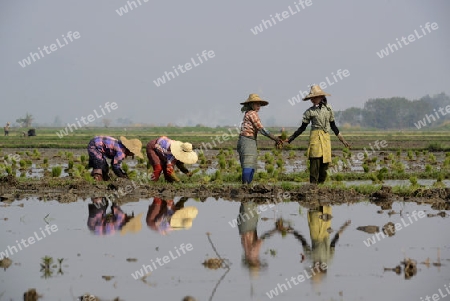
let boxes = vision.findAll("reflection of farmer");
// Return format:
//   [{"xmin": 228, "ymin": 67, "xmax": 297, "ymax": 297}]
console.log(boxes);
[
  {"xmin": 4, "ymin": 122, "xmax": 10, "ymax": 136},
  {"xmin": 146, "ymin": 136, "xmax": 198, "ymax": 183},
  {"xmin": 87, "ymin": 136, "xmax": 143, "ymax": 181},
  {"xmin": 87, "ymin": 197, "xmax": 140, "ymax": 235},
  {"xmin": 237, "ymin": 201, "xmax": 278, "ymax": 278},
  {"xmin": 286, "ymin": 85, "xmax": 350, "ymax": 184},
  {"xmin": 237, "ymin": 94, "xmax": 283, "ymax": 184},
  {"xmin": 291, "ymin": 206, "xmax": 351, "ymax": 286},
  {"xmin": 146, "ymin": 197, "xmax": 198, "ymax": 235}
]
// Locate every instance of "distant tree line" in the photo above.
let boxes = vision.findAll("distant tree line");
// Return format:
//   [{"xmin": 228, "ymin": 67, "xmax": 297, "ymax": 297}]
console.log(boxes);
[{"xmin": 335, "ymin": 93, "xmax": 450, "ymax": 129}]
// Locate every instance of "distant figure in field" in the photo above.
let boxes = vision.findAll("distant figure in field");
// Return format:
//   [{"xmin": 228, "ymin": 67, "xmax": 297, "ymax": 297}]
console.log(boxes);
[
  {"xmin": 146, "ymin": 136, "xmax": 198, "ymax": 183},
  {"xmin": 87, "ymin": 136, "xmax": 143, "ymax": 181},
  {"xmin": 3, "ymin": 122, "xmax": 10, "ymax": 136}
]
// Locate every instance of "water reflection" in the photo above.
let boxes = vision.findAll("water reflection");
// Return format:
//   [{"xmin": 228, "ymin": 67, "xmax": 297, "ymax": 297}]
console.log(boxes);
[
  {"xmin": 236, "ymin": 200, "xmax": 351, "ymax": 286},
  {"xmin": 146, "ymin": 197, "xmax": 198, "ymax": 235},
  {"xmin": 290, "ymin": 205, "xmax": 351, "ymax": 286},
  {"xmin": 87, "ymin": 197, "xmax": 140, "ymax": 235}
]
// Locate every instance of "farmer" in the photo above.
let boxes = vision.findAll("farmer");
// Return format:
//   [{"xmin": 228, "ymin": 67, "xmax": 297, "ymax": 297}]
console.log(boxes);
[
  {"xmin": 146, "ymin": 136, "xmax": 198, "ymax": 183},
  {"xmin": 87, "ymin": 136, "xmax": 143, "ymax": 181},
  {"xmin": 4, "ymin": 122, "xmax": 10, "ymax": 136},
  {"xmin": 237, "ymin": 94, "xmax": 283, "ymax": 184},
  {"xmin": 286, "ymin": 85, "xmax": 350, "ymax": 184}
]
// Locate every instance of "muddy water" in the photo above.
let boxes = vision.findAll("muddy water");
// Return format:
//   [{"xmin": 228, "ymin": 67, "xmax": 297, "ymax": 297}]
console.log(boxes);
[{"xmin": 1, "ymin": 197, "xmax": 449, "ymax": 301}]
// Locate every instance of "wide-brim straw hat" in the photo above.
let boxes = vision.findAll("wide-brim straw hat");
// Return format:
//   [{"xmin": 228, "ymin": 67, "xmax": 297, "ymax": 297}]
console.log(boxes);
[
  {"xmin": 171, "ymin": 141, "xmax": 198, "ymax": 164},
  {"xmin": 170, "ymin": 206, "xmax": 198, "ymax": 229},
  {"xmin": 120, "ymin": 212, "xmax": 143, "ymax": 235},
  {"xmin": 120, "ymin": 136, "xmax": 143, "ymax": 159},
  {"xmin": 303, "ymin": 85, "xmax": 331, "ymax": 101},
  {"xmin": 240, "ymin": 94, "xmax": 269, "ymax": 106}
]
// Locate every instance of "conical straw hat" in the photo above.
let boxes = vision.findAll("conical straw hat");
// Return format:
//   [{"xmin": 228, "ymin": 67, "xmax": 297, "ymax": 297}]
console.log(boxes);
[
  {"xmin": 170, "ymin": 141, "xmax": 198, "ymax": 164},
  {"xmin": 120, "ymin": 136, "xmax": 143, "ymax": 159},
  {"xmin": 303, "ymin": 85, "xmax": 331, "ymax": 101},
  {"xmin": 240, "ymin": 94, "xmax": 269, "ymax": 106}
]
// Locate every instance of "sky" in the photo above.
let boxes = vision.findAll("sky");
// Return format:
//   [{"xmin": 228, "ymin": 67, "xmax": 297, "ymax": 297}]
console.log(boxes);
[{"xmin": 1, "ymin": 0, "xmax": 449, "ymax": 127}]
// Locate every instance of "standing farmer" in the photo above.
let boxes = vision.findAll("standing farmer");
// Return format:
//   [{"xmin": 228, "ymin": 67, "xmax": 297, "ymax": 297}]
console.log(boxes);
[
  {"xmin": 286, "ymin": 85, "xmax": 350, "ymax": 184},
  {"xmin": 4, "ymin": 122, "xmax": 10, "ymax": 136},
  {"xmin": 87, "ymin": 136, "xmax": 143, "ymax": 181},
  {"xmin": 237, "ymin": 94, "xmax": 283, "ymax": 184},
  {"xmin": 146, "ymin": 136, "xmax": 198, "ymax": 183}
]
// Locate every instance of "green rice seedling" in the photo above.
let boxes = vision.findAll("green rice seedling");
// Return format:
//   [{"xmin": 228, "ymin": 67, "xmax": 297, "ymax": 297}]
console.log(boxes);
[
  {"xmin": 446, "ymin": 152, "xmax": 450, "ymax": 157},
  {"xmin": 51, "ymin": 166, "xmax": 62, "ymax": 177},
  {"xmin": 363, "ymin": 152, "xmax": 368, "ymax": 159},
  {"xmin": 5, "ymin": 166, "xmax": 12, "ymax": 175},
  {"xmin": 3, "ymin": 155, "xmax": 8, "ymax": 161},
  {"xmin": 396, "ymin": 150, "xmax": 401, "ymax": 157},
  {"xmin": 137, "ymin": 157, "xmax": 145, "ymax": 164},
  {"xmin": 335, "ymin": 173, "xmax": 344, "ymax": 182},
  {"xmin": 272, "ymin": 169, "xmax": 280, "ymax": 180},
  {"xmin": 288, "ymin": 150, "xmax": 295, "ymax": 159},
  {"xmin": 425, "ymin": 164, "xmax": 432, "ymax": 173},
  {"xmin": 80, "ymin": 155, "xmax": 87, "ymax": 164},
  {"xmin": 281, "ymin": 182, "xmax": 295, "ymax": 190},
  {"xmin": 43, "ymin": 158, "xmax": 48, "ymax": 165},
  {"xmin": 19, "ymin": 159, "xmax": 26, "ymax": 168},
  {"xmin": 387, "ymin": 153, "xmax": 394, "ymax": 160},
  {"xmin": 20, "ymin": 171, "xmax": 26, "ymax": 178},
  {"xmin": 362, "ymin": 164, "xmax": 369, "ymax": 173},
  {"xmin": 276, "ymin": 159, "xmax": 283, "ymax": 169},
  {"xmin": 122, "ymin": 162, "xmax": 129, "ymax": 173},
  {"xmin": 415, "ymin": 150, "xmax": 420, "ymax": 157},
  {"xmin": 227, "ymin": 159, "xmax": 234, "ymax": 168},
  {"xmin": 26, "ymin": 151, "xmax": 31, "ymax": 156},
  {"xmin": 266, "ymin": 164, "xmax": 274, "ymax": 174},
  {"xmin": 409, "ymin": 176, "xmax": 418, "ymax": 186},
  {"xmin": 428, "ymin": 153, "xmax": 436, "ymax": 164},
  {"xmin": 212, "ymin": 170, "xmax": 222, "ymax": 182},
  {"xmin": 68, "ymin": 160, "xmax": 74, "ymax": 170},
  {"xmin": 219, "ymin": 158, "xmax": 226, "ymax": 169},
  {"xmin": 57, "ymin": 150, "xmax": 63, "ymax": 157},
  {"xmin": 66, "ymin": 152, "xmax": 73, "ymax": 159},
  {"xmin": 257, "ymin": 171, "xmax": 268, "ymax": 180},
  {"xmin": 407, "ymin": 150, "xmax": 414, "ymax": 160},
  {"xmin": 436, "ymin": 173, "xmax": 444, "ymax": 182},
  {"xmin": 25, "ymin": 159, "xmax": 32, "ymax": 165},
  {"xmin": 72, "ymin": 169, "xmax": 81, "ymax": 178},
  {"xmin": 444, "ymin": 157, "xmax": 450, "ymax": 167}
]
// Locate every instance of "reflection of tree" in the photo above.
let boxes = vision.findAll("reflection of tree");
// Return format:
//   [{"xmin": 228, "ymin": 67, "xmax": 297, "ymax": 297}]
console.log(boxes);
[{"xmin": 16, "ymin": 113, "xmax": 33, "ymax": 127}]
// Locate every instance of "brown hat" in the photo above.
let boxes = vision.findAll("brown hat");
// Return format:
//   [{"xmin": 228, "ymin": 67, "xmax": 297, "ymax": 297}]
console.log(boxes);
[
  {"xmin": 303, "ymin": 85, "xmax": 331, "ymax": 101},
  {"xmin": 171, "ymin": 141, "xmax": 198, "ymax": 164},
  {"xmin": 120, "ymin": 136, "xmax": 143, "ymax": 159},
  {"xmin": 240, "ymin": 94, "xmax": 269, "ymax": 106}
]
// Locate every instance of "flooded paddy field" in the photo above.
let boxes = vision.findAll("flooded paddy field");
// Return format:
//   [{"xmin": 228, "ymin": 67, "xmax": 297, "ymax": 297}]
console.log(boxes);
[{"xmin": 1, "ymin": 196, "xmax": 449, "ymax": 301}]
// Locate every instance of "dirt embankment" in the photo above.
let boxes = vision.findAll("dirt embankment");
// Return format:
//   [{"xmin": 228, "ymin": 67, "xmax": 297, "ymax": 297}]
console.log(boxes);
[{"xmin": 1, "ymin": 176, "xmax": 449, "ymax": 209}]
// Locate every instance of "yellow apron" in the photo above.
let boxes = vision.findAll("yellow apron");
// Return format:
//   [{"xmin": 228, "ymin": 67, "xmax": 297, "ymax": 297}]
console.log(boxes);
[{"xmin": 307, "ymin": 130, "xmax": 332, "ymax": 163}]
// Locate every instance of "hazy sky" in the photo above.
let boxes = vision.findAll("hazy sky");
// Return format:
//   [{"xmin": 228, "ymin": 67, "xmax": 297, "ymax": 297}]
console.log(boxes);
[{"xmin": 1, "ymin": 0, "xmax": 449, "ymax": 127}]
